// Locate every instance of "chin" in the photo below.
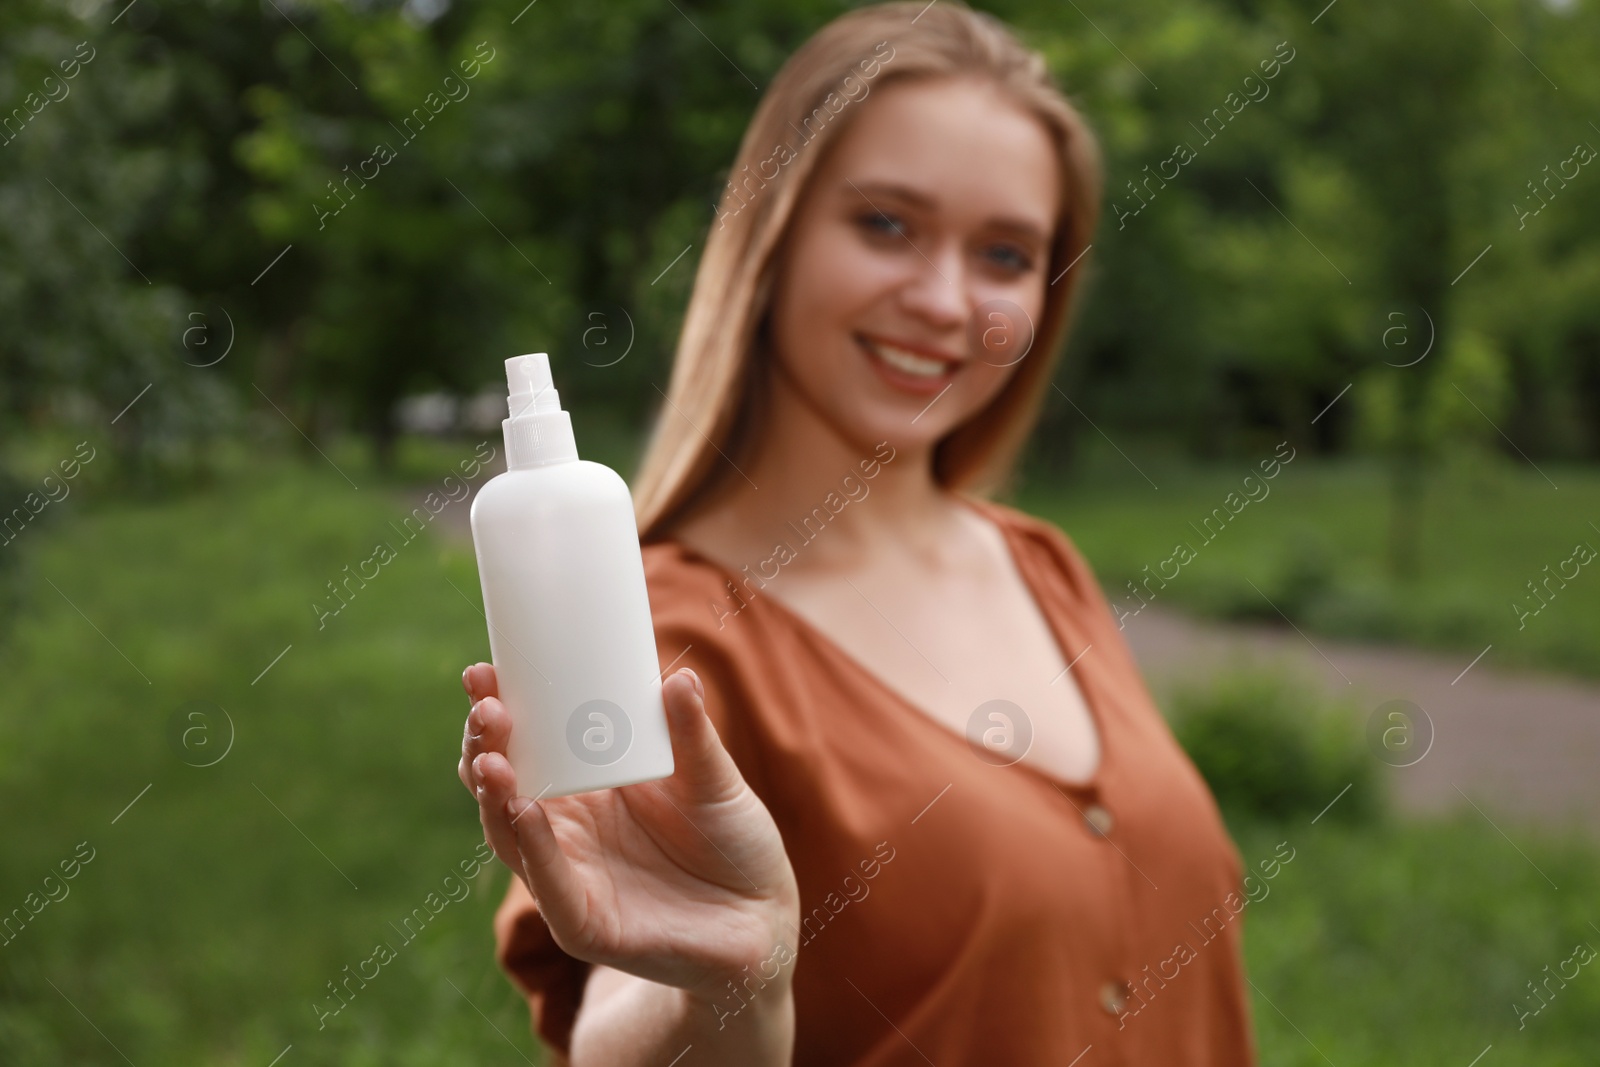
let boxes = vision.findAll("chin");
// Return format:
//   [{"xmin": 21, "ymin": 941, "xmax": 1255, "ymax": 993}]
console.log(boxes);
[{"xmin": 836, "ymin": 402, "xmax": 960, "ymax": 458}]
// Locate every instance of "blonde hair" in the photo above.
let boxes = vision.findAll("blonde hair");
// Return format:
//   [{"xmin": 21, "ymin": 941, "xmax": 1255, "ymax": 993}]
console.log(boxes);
[{"xmin": 633, "ymin": 0, "xmax": 1102, "ymax": 542}]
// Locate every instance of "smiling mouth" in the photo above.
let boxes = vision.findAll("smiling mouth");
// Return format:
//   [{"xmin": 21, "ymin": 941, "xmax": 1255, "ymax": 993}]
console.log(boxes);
[{"xmin": 856, "ymin": 334, "xmax": 963, "ymax": 380}]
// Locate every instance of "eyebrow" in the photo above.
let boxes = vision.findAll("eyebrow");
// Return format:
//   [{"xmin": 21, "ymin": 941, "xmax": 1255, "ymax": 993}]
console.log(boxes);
[{"xmin": 844, "ymin": 179, "xmax": 1053, "ymax": 244}]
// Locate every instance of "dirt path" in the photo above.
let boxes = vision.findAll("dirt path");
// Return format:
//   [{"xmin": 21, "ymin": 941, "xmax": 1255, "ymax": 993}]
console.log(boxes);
[{"xmin": 420, "ymin": 480, "xmax": 1600, "ymax": 839}]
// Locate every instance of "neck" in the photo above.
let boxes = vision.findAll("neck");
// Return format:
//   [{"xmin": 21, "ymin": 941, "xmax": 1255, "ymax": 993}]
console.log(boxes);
[{"xmin": 676, "ymin": 358, "xmax": 961, "ymax": 571}]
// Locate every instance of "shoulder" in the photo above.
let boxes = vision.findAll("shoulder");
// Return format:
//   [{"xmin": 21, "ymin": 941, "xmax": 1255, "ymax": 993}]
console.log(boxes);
[
  {"xmin": 965, "ymin": 496, "xmax": 1101, "ymax": 589},
  {"xmin": 964, "ymin": 494, "xmax": 1135, "ymax": 638},
  {"xmin": 641, "ymin": 539, "xmax": 785, "ymax": 653},
  {"xmin": 642, "ymin": 539, "xmax": 726, "ymax": 616},
  {"xmin": 968, "ymin": 495, "xmax": 1066, "ymax": 543}
]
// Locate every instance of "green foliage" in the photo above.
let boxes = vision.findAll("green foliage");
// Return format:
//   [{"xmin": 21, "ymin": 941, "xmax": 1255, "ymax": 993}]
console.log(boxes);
[
  {"xmin": 1353, "ymin": 328, "xmax": 1514, "ymax": 465},
  {"xmin": 1169, "ymin": 667, "xmax": 1379, "ymax": 824},
  {"xmin": 0, "ymin": 0, "xmax": 229, "ymax": 485},
  {"xmin": 1014, "ymin": 0, "xmax": 1600, "ymax": 459},
  {"xmin": 7, "ymin": 0, "xmax": 1600, "ymax": 485},
  {"xmin": 1426, "ymin": 330, "xmax": 1513, "ymax": 453}
]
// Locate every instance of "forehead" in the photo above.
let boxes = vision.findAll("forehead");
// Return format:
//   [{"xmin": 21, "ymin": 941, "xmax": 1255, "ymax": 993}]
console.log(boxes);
[{"xmin": 811, "ymin": 76, "xmax": 1061, "ymax": 232}]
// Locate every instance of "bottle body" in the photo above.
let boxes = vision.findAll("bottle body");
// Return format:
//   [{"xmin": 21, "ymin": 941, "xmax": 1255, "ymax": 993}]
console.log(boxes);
[{"xmin": 469, "ymin": 459, "xmax": 674, "ymax": 798}]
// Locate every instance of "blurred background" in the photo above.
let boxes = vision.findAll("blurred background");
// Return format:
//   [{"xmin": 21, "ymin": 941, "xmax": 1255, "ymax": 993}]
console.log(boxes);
[{"xmin": 3, "ymin": 0, "xmax": 1598, "ymax": 1062}]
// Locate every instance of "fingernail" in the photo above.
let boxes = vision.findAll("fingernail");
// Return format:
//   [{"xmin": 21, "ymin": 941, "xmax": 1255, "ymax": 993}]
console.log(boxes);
[{"xmin": 689, "ymin": 669, "xmax": 705, "ymax": 701}]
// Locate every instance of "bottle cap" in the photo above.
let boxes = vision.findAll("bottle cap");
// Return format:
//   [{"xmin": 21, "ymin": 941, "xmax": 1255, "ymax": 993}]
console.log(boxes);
[{"xmin": 503, "ymin": 353, "xmax": 578, "ymax": 469}]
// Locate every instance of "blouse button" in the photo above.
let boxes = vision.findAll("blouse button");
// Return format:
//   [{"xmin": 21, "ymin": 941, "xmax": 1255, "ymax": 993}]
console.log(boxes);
[
  {"xmin": 1083, "ymin": 803, "xmax": 1114, "ymax": 836},
  {"xmin": 1099, "ymin": 979, "xmax": 1128, "ymax": 1015}
]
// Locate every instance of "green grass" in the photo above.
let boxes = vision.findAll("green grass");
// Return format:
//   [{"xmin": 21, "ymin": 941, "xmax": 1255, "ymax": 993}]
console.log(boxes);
[
  {"xmin": 1232, "ymin": 814, "xmax": 1599, "ymax": 1067},
  {"xmin": 0, "ymin": 442, "xmax": 550, "ymax": 1066},
  {"xmin": 0, "ymin": 439, "xmax": 1594, "ymax": 1064},
  {"xmin": 1017, "ymin": 449, "xmax": 1600, "ymax": 678}
]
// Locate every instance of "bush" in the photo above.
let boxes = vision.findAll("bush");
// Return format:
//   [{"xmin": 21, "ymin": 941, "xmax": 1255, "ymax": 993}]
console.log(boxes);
[{"xmin": 1169, "ymin": 667, "xmax": 1382, "ymax": 825}]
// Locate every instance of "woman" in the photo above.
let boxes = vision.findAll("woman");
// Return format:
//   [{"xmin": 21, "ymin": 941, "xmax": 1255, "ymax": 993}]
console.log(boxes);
[{"xmin": 459, "ymin": 3, "xmax": 1257, "ymax": 1063}]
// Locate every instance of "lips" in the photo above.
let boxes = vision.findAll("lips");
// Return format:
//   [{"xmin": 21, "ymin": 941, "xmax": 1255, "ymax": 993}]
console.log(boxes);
[{"xmin": 856, "ymin": 333, "xmax": 963, "ymax": 397}]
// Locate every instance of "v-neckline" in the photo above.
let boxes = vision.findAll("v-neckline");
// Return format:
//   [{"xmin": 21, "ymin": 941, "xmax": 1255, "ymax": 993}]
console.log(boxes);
[{"xmin": 665, "ymin": 494, "xmax": 1107, "ymax": 794}]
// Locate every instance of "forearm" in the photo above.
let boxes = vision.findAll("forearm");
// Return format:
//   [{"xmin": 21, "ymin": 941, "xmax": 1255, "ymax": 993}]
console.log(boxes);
[{"xmin": 570, "ymin": 964, "xmax": 795, "ymax": 1067}]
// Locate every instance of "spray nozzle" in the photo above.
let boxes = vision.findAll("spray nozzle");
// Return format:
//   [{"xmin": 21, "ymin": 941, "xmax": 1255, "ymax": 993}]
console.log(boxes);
[
  {"xmin": 506, "ymin": 353, "xmax": 563, "ymax": 418},
  {"xmin": 501, "ymin": 352, "xmax": 578, "ymax": 469}
]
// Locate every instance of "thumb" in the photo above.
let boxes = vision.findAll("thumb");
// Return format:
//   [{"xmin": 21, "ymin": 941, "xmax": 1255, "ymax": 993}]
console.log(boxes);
[{"xmin": 661, "ymin": 668, "xmax": 746, "ymax": 805}]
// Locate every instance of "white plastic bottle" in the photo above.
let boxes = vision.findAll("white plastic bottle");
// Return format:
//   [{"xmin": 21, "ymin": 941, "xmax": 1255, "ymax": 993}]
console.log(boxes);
[{"xmin": 468, "ymin": 353, "xmax": 675, "ymax": 798}]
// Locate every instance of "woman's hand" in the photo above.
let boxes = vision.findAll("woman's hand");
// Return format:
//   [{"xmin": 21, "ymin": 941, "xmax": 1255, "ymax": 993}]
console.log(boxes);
[{"xmin": 459, "ymin": 662, "xmax": 800, "ymax": 1007}]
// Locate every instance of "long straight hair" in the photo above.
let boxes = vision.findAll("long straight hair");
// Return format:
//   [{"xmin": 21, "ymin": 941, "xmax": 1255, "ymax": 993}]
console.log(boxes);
[{"xmin": 632, "ymin": 0, "xmax": 1103, "ymax": 542}]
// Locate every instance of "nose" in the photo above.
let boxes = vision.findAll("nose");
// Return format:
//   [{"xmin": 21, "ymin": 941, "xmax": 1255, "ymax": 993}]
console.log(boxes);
[{"xmin": 896, "ymin": 242, "xmax": 969, "ymax": 333}]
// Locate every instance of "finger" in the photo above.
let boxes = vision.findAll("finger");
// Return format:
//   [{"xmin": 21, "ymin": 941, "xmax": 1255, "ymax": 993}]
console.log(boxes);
[
  {"xmin": 459, "ymin": 695, "xmax": 513, "ymax": 790},
  {"xmin": 474, "ymin": 750, "xmax": 527, "ymax": 872},
  {"xmin": 459, "ymin": 702, "xmax": 477, "ymax": 791},
  {"xmin": 661, "ymin": 668, "xmax": 746, "ymax": 805},
  {"xmin": 504, "ymin": 792, "xmax": 592, "ymax": 950},
  {"xmin": 463, "ymin": 662, "xmax": 499, "ymax": 703}
]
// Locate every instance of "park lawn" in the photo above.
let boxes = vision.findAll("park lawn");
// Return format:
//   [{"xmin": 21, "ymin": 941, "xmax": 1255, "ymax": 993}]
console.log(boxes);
[
  {"xmin": 1229, "ymin": 813, "xmax": 1599, "ymax": 1067},
  {"xmin": 1016, "ymin": 451, "xmax": 1600, "ymax": 679},
  {"xmin": 0, "ymin": 441, "xmax": 549, "ymax": 1066},
  {"xmin": 0, "ymin": 440, "xmax": 1594, "ymax": 1064}
]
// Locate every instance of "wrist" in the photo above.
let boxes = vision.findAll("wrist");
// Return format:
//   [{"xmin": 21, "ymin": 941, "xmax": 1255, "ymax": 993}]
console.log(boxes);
[
  {"xmin": 685, "ymin": 939, "xmax": 799, "ymax": 1030},
  {"xmin": 682, "ymin": 974, "xmax": 795, "ymax": 1064}
]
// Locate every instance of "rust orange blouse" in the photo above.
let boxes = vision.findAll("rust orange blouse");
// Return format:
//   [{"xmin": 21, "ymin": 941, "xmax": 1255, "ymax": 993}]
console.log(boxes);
[{"xmin": 493, "ymin": 497, "xmax": 1258, "ymax": 1066}]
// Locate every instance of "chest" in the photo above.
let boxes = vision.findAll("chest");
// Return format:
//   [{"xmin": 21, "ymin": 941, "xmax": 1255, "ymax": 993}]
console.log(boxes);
[{"xmin": 765, "ymin": 545, "xmax": 1103, "ymax": 785}]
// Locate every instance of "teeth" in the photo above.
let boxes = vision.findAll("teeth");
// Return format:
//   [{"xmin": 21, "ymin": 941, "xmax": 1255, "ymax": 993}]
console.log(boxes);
[{"xmin": 866, "ymin": 340, "xmax": 951, "ymax": 378}]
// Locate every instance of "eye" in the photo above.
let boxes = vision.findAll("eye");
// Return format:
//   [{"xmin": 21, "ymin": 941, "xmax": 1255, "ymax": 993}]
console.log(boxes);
[
  {"xmin": 857, "ymin": 210, "xmax": 908, "ymax": 239},
  {"xmin": 982, "ymin": 243, "xmax": 1033, "ymax": 274}
]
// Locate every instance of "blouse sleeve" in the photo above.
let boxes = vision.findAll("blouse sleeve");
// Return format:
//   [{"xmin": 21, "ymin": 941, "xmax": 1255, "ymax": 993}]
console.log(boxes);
[
  {"xmin": 490, "ymin": 552, "xmax": 780, "ymax": 1060},
  {"xmin": 492, "ymin": 874, "xmax": 585, "ymax": 1065}
]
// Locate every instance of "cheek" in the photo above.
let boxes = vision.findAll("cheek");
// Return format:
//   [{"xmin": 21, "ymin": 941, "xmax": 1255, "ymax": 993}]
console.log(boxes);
[
  {"xmin": 952, "ymin": 288, "xmax": 1044, "ymax": 406},
  {"xmin": 968, "ymin": 289, "xmax": 1043, "ymax": 365},
  {"xmin": 771, "ymin": 224, "xmax": 895, "ymax": 377}
]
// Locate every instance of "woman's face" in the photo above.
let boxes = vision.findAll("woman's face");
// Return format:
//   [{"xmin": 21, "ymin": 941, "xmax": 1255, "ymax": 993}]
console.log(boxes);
[{"xmin": 766, "ymin": 75, "xmax": 1062, "ymax": 455}]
